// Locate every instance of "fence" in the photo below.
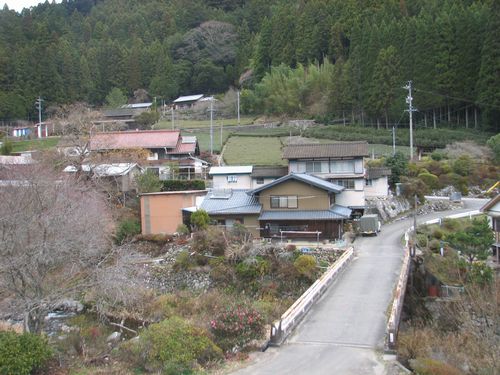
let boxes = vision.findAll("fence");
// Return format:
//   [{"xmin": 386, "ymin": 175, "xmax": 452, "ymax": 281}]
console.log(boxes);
[{"xmin": 269, "ymin": 246, "xmax": 354, "ymax": 346}]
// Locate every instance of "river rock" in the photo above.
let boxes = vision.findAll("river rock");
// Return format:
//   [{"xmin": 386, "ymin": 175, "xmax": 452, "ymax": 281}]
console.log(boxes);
[{"xmin": 106, "ymin": 331, "xmax": 121, "ymax": 343}]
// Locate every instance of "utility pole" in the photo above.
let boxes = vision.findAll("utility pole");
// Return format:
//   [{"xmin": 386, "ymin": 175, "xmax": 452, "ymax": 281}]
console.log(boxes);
[
  {"xmin": 403, "ymin": 81, "xmax": 417, "ymax": 160},
  {"xmin": 209, "ymin": 98, "xmax": 215, "ymax": 155},
  {"xmin": 237, "ymin": 89, "xmax": 240, "ymax": 125},
  {"xmin": 412, "ymin": 194, "xmax": 418, "ymax": 257},
  {"xmin": 171, "ymin": 107, "xmax": 175, "ymax": 130},
  {"xmin": 35, "ymin": 97, "xmax": 43, "ymax": 138}
]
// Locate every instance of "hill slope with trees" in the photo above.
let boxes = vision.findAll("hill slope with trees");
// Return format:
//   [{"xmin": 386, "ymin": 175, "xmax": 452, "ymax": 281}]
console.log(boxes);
[{"xmin": 0, "ymin": 0, "xmax": 498, "ymax": 131}]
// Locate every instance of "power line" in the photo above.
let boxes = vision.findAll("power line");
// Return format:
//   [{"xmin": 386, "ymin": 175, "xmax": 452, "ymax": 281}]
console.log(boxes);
[{"xmin": 413, "ymin": 88, "xmax": 500, "ymax": 111}]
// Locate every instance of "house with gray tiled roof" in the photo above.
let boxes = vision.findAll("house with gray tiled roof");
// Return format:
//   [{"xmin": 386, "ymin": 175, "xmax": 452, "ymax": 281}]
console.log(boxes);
[
  {"xmin": 199, "ymin": 173, "xmax": 352, "ymax": 240},
  {"xmin": 283, "ymin": 142, "xmax": 369, "ymax": 212}
]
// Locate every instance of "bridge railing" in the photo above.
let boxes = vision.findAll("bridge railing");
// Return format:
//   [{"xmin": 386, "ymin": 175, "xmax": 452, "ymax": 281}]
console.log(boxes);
[
  {"xmin": 385, "ymin": 209, "xmax": 482, "ymax": 352},
  {"xmin": 269, "ymin": 246, "xmax": 354, "ymax": 346}
]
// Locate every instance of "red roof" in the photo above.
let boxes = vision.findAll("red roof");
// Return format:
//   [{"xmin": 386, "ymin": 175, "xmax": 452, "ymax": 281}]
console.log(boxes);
[
  {"xmin": 90, "ymin": 130, "xmax": 181, "ymax": 151},
  {"xmin": 171, "ymin": 139, "xmax": 197, "ymax": 154}
]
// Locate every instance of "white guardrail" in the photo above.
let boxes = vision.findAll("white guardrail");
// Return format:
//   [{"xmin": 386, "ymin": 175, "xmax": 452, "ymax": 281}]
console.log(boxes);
[
  {"xmin": 269, "ymin": 246, "xmax": 354, "ymax": 346},
  {"xmin": 385, "ymin": 209, "xmax": 482, "ymax": 351}
]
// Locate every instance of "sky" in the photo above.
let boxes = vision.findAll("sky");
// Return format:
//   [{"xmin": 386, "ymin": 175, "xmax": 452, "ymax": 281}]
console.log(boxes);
[{"xmin": 2, "ymin": 0, "xmax": 61, "ymax": 12}]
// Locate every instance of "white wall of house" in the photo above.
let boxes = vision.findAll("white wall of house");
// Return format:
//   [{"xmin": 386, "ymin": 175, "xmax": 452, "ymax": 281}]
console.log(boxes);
[
  {"xmin": 364, "ymin": 176, "xmax": 390, "ymax": 197},
  {"xmin": 289, "ymin": 158, "xmax": 364, "ymax": 177},
  {"xmin": 212, "ymin": 174, "xmax": 252, "ymax": 189},
  {"xmin": 335, "ymin": 178, "xmax": 366, "ymax": 207}
]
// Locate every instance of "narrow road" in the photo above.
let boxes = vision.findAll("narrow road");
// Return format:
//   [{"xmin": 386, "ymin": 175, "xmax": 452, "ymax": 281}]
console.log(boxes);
[{"xmin": 232, "ymin": 199, "xmax": 486, "ymax": 375}]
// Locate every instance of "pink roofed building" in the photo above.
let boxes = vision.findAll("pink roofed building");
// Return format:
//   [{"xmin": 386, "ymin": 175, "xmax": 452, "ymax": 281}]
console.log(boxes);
[{"xmin": 90, "ymin": 130, "xmax": 207, "ymax": 180}]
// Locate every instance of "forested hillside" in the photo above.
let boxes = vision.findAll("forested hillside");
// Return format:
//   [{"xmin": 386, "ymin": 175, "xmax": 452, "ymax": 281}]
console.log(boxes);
[{"xmin": 0, "ymin": 0, "xmax": 498, "ymax": 131}]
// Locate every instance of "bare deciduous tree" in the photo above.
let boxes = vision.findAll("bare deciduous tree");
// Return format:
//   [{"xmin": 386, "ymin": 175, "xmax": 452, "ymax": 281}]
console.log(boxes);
[{"xmin": 0, "ymin": 165, "xmax": 112, "ymax": 333}]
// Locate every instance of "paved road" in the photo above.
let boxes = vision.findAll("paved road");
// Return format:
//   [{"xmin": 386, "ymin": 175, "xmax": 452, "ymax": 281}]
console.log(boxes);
[{"xmin": 232, "ymin": 199, "xmax": 486, "ymax": 375}]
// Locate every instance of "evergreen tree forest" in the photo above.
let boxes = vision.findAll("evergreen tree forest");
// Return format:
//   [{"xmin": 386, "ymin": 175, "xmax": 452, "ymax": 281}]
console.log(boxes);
[{"xmin": 0, "ymin": 0, "xmax": 498, "ymax": 131}]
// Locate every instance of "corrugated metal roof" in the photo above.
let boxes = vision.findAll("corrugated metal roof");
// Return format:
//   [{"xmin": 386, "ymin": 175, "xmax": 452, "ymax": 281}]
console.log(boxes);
[
  {"xmin": 330, "ymin": 204, "xmax": 352, "ymax": 217},
  {"xmin": 366, "ymin": 167, "xmax": 391, "ymax": 179},
  {"xmin": 90, "ymin": 130, "xmax": 180, "ymax": 150},
  {"xmin": 250, "ymin": 173, "xmax": 344, "ymax": 194},
  {"xmin": 173, "ymin": 94, "xmax": 204, "ymax": 103},
  {"xmin": 0, "ymin": 155, "xmax": 33, "ymax": 165},
  {"xmin": 209, "ymin": 166, "xmax": 253, "ymax": 175},
  {"xmin": 103, "ymin": 109, "xmax": 136, "ymax": 117},
  {"xmin": 182, "ymin": 136, "xmax": 197, "ymax": 144},
  {"xmin": 259, "ymin": 209, "xmax": 348, "ymax": 221},
  {"xmin": 200, "ymin": 189, "xmax": 261, "ymax": 214},
  {"xmin": 251, "ymin": 166, "xmax": 288, "ymax": 178},
  {"xmin": 63, "ymin": 163, "xmax": 141, "ymax": 177},
  {"xmin": 121, "ymin": 103, "xmax": 153, "ymax": 109},
  {"xmin": 283, "ymin": 142, "xmax": 369, "ymax": 159}
]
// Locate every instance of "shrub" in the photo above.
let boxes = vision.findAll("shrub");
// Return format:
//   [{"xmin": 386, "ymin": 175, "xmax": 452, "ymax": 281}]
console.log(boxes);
[
  {"xmin": 416, "ymin": 233, "xmax": 429, "ymax": 249},
  {"xmin": 192, "ymin": 227, "xmax": 227, "ymax": 256},
  {"xmin": 122, "ymin": 316, "xmax": 222, "ymax": 374},
  {"xmin": 0, "ymin": 331, "xmax": 52, "ymax": 375},
  {"xmin": 452, "ymin": 155, "xmax": 473, "ymax": 176},
  {"xmin": 162, "ymin": 179, "xmax": 205, "ymax": 192},
  {"xmin": 176, "ymin": 224, "xmax": 190, "ymax": 236},
  {"xmin": 135, "ymin": 170, "xmax": 162, "ymax": 193},
  {"xmin": 466, "ymin": 262, "xmax": 493, "ymax": 286},
  {"xmin": 430, "ymin": 150, "xmax": 446, "ymax": 161},
  {"xmin": 432, "ymin": 228, "xmax": 444, "ymax": 240},
  {"xmin": 410, "ymin": 358, "xmax": 464, "ymax": 375},
  {"xmin": 235, "ymin": 257, "xmax": 270, "ymax": 280},
  {"xmin": 0, "ymin": 138, "xmax": 13, "ymax": 155},
  {"xmin": 442, "ymin": 218, "xmax": 460, "ymax": 231},
  {"xmin": 173, "ymin": 250, "xmax": 193, "ymax": 271},
  {"xmin": 418, "ymin": 173, "xmax": 439, "ymax": 190},
  {"xmin": 400, "ymin": 177, "xmax": 428, "ymax": 205},
  {"xmin": 190, "ymin": 210, "xmax": 210, "ymax": 230},
  {"xmin": 114, "ymin": 218, "xmax": 141, "ymax": 244},
  {"xmin": 429, "ymin": 239, "xmax": 441, "ymax": 253},
  {"xmin": 486, "ymin": 133, "xmax": 500, "ymax": 163},
  {"xmin": 210, "ymin": 304, "xmax": 265, "ymax": 351},
  {"xmin": 294, "ymin": 255, "xmax": 317, "ymax": 279}
]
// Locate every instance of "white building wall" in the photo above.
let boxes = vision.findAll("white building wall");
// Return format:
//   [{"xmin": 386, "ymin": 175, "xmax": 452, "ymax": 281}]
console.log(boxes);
[
  {"xmin": 365, "ymin": 176, "xmax": 390, "ymax": 197},
  {"xmin": 212, "ymin": 174, "xmax": 252, "ymax": 189},
  {"xmin": 335, "ymin": 178, "xmax": 365, "ymax": 207}
]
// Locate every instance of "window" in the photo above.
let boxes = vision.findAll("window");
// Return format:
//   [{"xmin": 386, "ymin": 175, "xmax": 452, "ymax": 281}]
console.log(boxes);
[
  {"xmin": 306, "ymin": 161, "xmax": 323, "ymax": 173},
  {"xmin": 330, "ymin": 160, "xmax": 355, "ymax": 173},
  {"xmin": 270, "ymin": 195, "xmax": 298, "ymax": 209},
  {"xmin": 365, "ymin": 179, "xmax": 373, "ymax": 186},
  {"xmin": 256, "ymin": 177, "xmax": 264, "ymax": 185},
  {"xmin": 227, "ymin": 175, "xmax": 238, "ymax": 183},
  {"xmin": 331, "ymin": 179, "xmax": 355, "ymax": 189}
]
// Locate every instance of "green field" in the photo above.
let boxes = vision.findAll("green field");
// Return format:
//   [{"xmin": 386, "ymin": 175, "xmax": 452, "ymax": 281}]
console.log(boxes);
[
  {"xmin": 187, "ymin": 129, "xmax": 231, "ymax": 153},
  {"xmin": 223, "ymin": 136, "xmax": 286, "ymax": 166},
  {"xmin": 9, "ymin": 137, "xmax": 60, "ymax": 152},
  {"xmin": 156, "ymin": 116, "xmax": 255, "ymax": 129}
]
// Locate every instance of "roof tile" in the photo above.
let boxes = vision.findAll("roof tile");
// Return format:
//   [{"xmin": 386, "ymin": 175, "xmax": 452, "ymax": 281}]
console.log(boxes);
[
  {"xmin": 90, "ymin": 130, "xmax": 181, "ymax": 150},
  {"xmin": 283, "ymin": 142, "xmax": 369, "ymax": 159}
]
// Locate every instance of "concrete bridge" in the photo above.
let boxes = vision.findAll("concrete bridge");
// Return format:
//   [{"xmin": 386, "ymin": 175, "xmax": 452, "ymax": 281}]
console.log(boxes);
[{"xmin": 232, "ymin": 199, "xmax": 486, "ymax": 375}]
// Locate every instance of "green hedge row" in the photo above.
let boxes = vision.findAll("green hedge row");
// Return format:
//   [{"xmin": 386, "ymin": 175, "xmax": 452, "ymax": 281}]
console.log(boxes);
[
  {"xmin": 304, "ymin": 125, "xmax": 493, "ymax": 148},
  {"xmin": 161, "ymin": 179, "xmax": 205, "ymax": 191}
]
